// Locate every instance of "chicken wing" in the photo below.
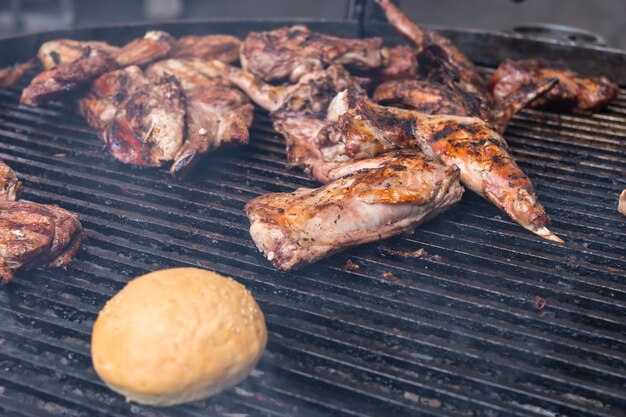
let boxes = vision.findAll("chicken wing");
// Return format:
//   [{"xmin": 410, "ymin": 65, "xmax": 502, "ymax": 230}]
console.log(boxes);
[
  {"xmin": 21, "ymin": 31, "xmax": 175, "ymax": 106},
  {"xmin": 0, "ymin": 60, "xmax": 36, "ymax": 90},
  {"xmin": 78, "ymin": 66, "xmax": 185, "ymax": 166},
  {"xmin": 489, "ymin": 59, "xmax": 619, "ymax": 113},
  {"xmin": 146, "ymin": 58, "xmax": 253, "ymax": 178},
  {"xmin": 38, "ymin": 39, "xmax": 120, "ymax": 69},
  {"xmin": 0, "ymin": 160, "xmax": 21, "ymax": 202},
  {"xmin": 241, "ymin": 25, "xmax": 383, "ymax": 82},
  {"xmin": 318, "ymin": 90, "xmax": 562, "ymax": 242},
  {"xmin": 246, "ymin": 150, "xmax": 463, "ymax": 271}
]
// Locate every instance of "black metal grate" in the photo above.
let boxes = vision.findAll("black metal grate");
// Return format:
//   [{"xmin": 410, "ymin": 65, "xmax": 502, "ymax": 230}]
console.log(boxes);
[{"xmin": 1, "ymin": 29, "xmax": 626, "ymax": 417}]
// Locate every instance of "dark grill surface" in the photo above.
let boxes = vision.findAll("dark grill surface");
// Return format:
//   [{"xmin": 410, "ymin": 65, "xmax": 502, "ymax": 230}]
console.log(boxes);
[{"xmin": 1, "ymin": 28, "xmax": 626, "ymax": 417}]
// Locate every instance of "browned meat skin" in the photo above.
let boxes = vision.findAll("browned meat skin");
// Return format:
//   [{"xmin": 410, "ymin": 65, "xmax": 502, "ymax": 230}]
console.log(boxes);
[
  {"xmin": 21, "ymin": 31, "xmax": 175, "ymax": 107},
  {"xmin": 0, "ymin": 60, "xmax": 36, "ymax": 90},
  {"xmin": 146, "ymin": 58, "xmax": 253, "ymax": 178},
  {"xmin": 373, "ymin": 77, "xmax": 557, "ymax": 133},
  {"xmin": 78, "ymin": 66, "xmax": 185, "ymax": 167},
  {"xmin": 171, "ymin": 34, "xmax": 241, "ymax": 63},
  {"xmin": 318, "ymin": 90, "xmax": 562, "ymax": 242},
  {"xmin": 489, "ymin": 59, "xmax": 619, "ymax": 113},
  {"xmin": 0, "ymin": 160, "xmax": 21, "ymax": 202},
  {"xmin": 0, "ymin": 201, "xmax": 84, "ymax": 285},
  {"xmin": 228, "ymin": 64, "xmax": 366, "ymax": 171},
  {"xmin": 619, "ymin": 190, "xmax": 626, "ymax": 217},
  {"xmin": 378, "ymin": 45, "xmax": 418, "ymax": 82},
  {"xmin": 246, "ymin": 150, "xmax": 463, "ymax": 271},
  {"xmin": 241, "ymin": 25, "xmax": 383, "ymax": 82},
  {"xmin": 38, "ymin": 40, "xmax": 120, "ymax": 69}
]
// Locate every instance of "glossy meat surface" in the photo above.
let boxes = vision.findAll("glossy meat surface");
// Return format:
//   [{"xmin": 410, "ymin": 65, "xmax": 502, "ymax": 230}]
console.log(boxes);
[
  {"xmin": 0, "ymin": 160, "xmax": 21, "ymax": 202},
  {"xmin": 241, "ymin": 25, "xmax": 383, "ymax": 82},
  {"xmin": 489, "ymin": 59, "xmax": 619, "ymax": 113},
  {"xmin": 147, "ymin": 58, "xmax": 253, "ymax": 178},
  {"xmin": 318, "ymin": 90, "xmax": 561, "ymax": 242},
  {"xmin": 78, "ymin": 66, "xmax": 185, "ymax": 166},
  {"xmin": 246, "ymin": 150, "xmax": 463, "ymax": 270}
]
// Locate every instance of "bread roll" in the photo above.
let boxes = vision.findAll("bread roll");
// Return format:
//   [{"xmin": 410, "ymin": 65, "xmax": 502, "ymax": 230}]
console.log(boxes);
[{"xmin": 91, "ymin": 268, "xmax": 267, "ymax": 407}]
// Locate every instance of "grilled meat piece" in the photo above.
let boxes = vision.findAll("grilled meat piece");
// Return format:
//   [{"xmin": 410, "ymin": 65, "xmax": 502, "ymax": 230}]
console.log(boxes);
[
  {"xmin": 171, "ymin": 34, "xmax": 241, "ymax": 63},
  {"xmin": 373, "ymin": 77, "xmax": 557, "ymax": 133},
  {"xmin": 378, "ymin": 45, "xmax": 418, "ymax": 82},
  {"xmin": 0, "ymin": 160, "xmax": 21, "ymax": 202},
  {"xmin": 489, "ymin": 59, "xmax": 619, "ymax": 113},
  {"xmin": 318, "ymin": 90, "xmax": 561, "ymax": 242},
  {"xmin": 21, "ymin": 31, "xmax": 175, "ymax": 107},
  {"xmin": 147, "ymin": 58, "xmax": 253, "ymax": 178},
  {"xmin": 0, "ymin": 201, "xmax": 84, "ymax": 285},
  {"xmin": 241, "ymin": 25, "xmax": 383, "ymax": 82},
  {"xmin": 38, "ymin": 39, "xmax": 120, "ymax": 69},
  {"xmin": 78, "ymin": 66, "xmax": 185, "ymax": 166},
  {"xmin": 246, "ymin": 150, "xmax": 463, "ymax": 271},
  {"xmin": 0, "ymin": 60, "xmax": 36, "ymax": 90},
  {"xmin": 228, "ymin": 64, "xmax": 365, "ymax": 171},
  {"xmin": 619, "ymin": 190, "xmax": 626, "ymax": 217}
]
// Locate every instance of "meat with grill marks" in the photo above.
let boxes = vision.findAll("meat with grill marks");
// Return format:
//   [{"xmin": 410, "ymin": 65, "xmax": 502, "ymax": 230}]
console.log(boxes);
[
  {"xmin": 227, "ymin": 64, "xmax": 366, "ymax": 171},
  {"xmin": 0, "ymin": 160, "xmax": 21, "ymax": 201},
  {"xmin": 317, "ymin": 90, "xmax": 562, "ymax": 242},
  {"xmin": 246, "ymin": 150, "xmax": 463, "ymax": 271},
  {"xmin": 146, "ymin": 58, "xmax": 253, "ymax": 178},
  {"xmin": 78, "ymin": 65, "xmax": 185, "ymax": 167},
  {"xmin": 38, "ymin": 39, "xmax": 121, "ymax": 70},
  {"xmin": 241, "ymin": 25, "xmax": 383, "ymax": 83},
  {"xmin": 0, "ymin": 60, "xmax": 36, "ymax": 91},
  {"xmin": 0, "ymin": 161, "xmax": 84, "ymax": 286},
  {"xmin": 21, "ymin": 31, "xmax": 176, "ymax": 106},
  {"xmin": 489, "ymin": 59, "xmax": 619, "ymax": 113}
]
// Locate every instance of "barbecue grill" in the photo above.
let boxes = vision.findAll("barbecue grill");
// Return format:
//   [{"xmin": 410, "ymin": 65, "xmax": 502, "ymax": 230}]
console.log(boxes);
[{"xmin": 0, "ymin": 11, "xmax": 625, "ymax": 417}]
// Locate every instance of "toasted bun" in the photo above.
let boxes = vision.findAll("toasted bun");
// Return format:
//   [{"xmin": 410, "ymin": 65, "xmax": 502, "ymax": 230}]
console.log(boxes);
[{"xmin": 91, "ymin": 268, "xmax": 267, "ymax": 407}]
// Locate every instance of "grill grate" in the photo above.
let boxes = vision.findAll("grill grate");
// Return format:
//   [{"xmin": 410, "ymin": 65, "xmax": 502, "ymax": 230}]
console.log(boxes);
[{"xmin": 1, "ymin": 34, "xmax": 626, "ymax": 417}]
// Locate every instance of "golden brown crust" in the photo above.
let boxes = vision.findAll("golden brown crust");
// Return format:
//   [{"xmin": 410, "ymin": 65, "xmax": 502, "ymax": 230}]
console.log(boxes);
[{"xmin": 91, "ymin": 268, "xmax": 267, "ymax": 406}]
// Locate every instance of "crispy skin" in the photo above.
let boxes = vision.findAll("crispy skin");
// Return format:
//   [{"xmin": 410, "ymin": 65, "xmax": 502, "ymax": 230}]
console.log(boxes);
[
  {"xmin": 146, "ymin": 58, "xmax": 254, "ymax": 178},
  {"xmin": 318, "ymin": 91, "xmax": 561, "ymax": 242},
  {"xmin": 79, "ymin": 66, "xmax": 185, "ymax": 167},
  {"xmin": 246, "ymin": 150, "xmax": 463, "ymax": 270},
  {"xmin": 378, "ymin": 45, "xmax": 418, "ymax": 82},
  {"xmin": 0, "ymin": 202, "xmax": 55, "ymax": 284},
  {"xmin": 0, "ymin": 160, "xmax": 21, "ymax": 202},
  {"xmin": 241, "ymin": 25, "xmax": 383, "ymax": 82},
  {"xmin": 489, "ymin": 59, "xmax": 619, "ymax": 113},
  {"xmin": 373, "ymin": 78, "xmax": 557, "ymax": 133},
  {"xmin": 0, "ymin": 60, "xmax": 36, "ymax": 90},
  {"xmin": 229, "ymin": 65, "xmax": 366, "ymax": 171},
  {"xmin": 171, "ymin": 34, "xmax": 241, "ymax": 63},
  {"xmin": 21, "ymin": 31, "xmax": 175, "ymax": 107},
  {"xmin": 38, "ymin": 39, "xmax": 120, "ymax": 69}
]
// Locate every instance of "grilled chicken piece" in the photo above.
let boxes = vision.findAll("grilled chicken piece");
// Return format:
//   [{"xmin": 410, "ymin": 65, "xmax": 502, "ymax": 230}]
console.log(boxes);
[
  {"xmin": 246, "ymin": 150, "xmax": 463, "ymax": 271},
  {"xmin": 171, "ymin": 34, "xmax": 241, "ymax": 63},
  {"xmin": 38, "ymin": 39, "xmax": 120, "ymax": 70},
  {"xmin": 619, "ymin": 190, "xmax": 626, "ymax": 217},
  {"xmin": 78, "ymin": 66, "xmax": 185, "ymax": 166},
  {"xmin": 0, "ymin": 160, "xmax": 21, "ymax": 202},
  {"xmin": 0, "ymin": 60, "xmax": 36, "ymax": 90},
  {"xmin": 241, "ymin": 25, "xmax": 383, "ymax": 82},
  {"xmin": 318, "ymin": 90, "xmax": 562, "ymax": 242},
  {"xmin": 21, "ymin": 31, "xmax": 175, "ymax": 107},
  {"xmin": 0, "ymin": 201, "xmax": 84, "ymax": 285},
  {"xmin": 146, "ymin": 58, "xmax": 253, "ymax": 178},
  {"xmin": 228, "ymin": 64, "xmax": 366, "ymax": 171},
  {"xmin": 489, "ymin": 59, "xmax": 619, "ymax": 113},
  {"xmin": 373, "ymin": 77, "xmax": 557, "ymax": 133}
]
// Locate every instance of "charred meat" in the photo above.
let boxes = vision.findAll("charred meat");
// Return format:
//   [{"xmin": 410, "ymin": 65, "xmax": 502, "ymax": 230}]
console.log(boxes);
[
  {"xmin": 171, "ymin": 34, "xmax": 241, "ymax": 63},
  {"xmin": 489, "ymin": 59, "xmax": 619, "ymax": 113},
  {"xmin": 0, "ymin": 160, "xmax": 21, "ymax": 202},
  {"xmin": 246, "ymin": 150, "xmax": 463, "ymax": 271},
  {"xmin": 318, "ymin": 90, "xmax": 562, "ymax": 242},
  {"xmin": 146, "ymin": 58, "xmax": 254, "ymax": 178},
  {"xmin": 241, "ymin": 25, "xmax": 383, "ymax": 82},
  {"xmin": 0, "ymin": 60, "xmax": 36, "ymax": 90}
]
